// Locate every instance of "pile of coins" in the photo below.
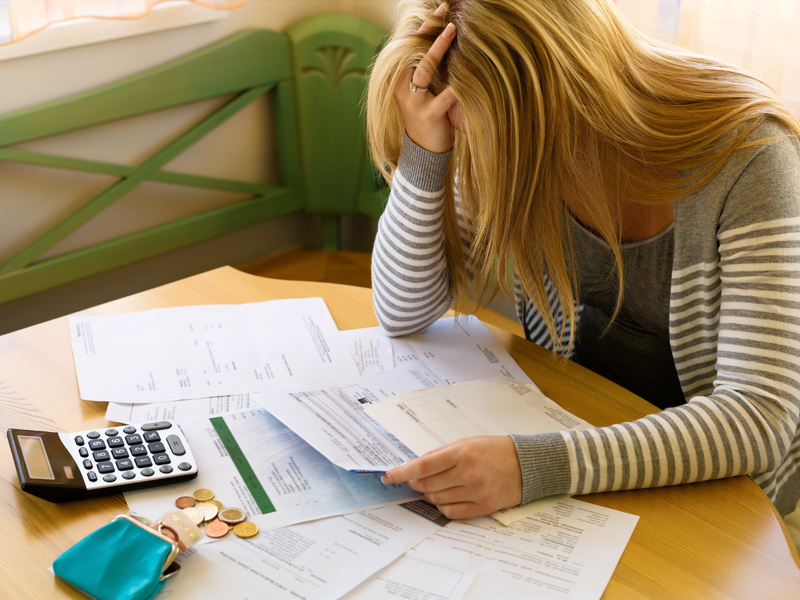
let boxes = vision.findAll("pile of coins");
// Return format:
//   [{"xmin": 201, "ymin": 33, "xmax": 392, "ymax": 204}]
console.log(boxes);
[{"xmin": 175, "ymin": 488, "xmax": 259, "ymax": 540}]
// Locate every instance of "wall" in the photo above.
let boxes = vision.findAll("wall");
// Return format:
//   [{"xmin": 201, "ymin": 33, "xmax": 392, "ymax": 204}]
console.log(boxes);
[{"xmin": 0, "ymin": 1, "xmax": 398, "ymax": 334}]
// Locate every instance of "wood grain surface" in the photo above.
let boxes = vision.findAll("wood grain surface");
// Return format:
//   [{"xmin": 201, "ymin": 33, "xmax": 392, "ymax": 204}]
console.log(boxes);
[{"xmin": 1, "ymin": 266, "xmax": 798, "ymax": 599}]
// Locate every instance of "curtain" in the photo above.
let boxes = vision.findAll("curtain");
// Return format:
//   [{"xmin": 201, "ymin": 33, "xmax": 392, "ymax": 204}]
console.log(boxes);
[
  {"xmin": 616, "ymin": 0, "xmax": 800, "ymax": 113},
  {"xmin": 0, "ymin": 0, "xmax": 245, "ymax": 46}
]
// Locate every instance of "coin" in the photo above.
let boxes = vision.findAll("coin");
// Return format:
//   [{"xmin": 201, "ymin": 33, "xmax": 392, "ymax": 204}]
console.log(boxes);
[
  {"xmin": 204, "ymin": 519, "xmax": 230, "ymax": 539},
  {"xmin": 196, "ymin": 501, "xmax": 219, "ymax": 522},
  {"xmin": 175, "ymin": 496, "xmax": 196, "ymax": 509},
  {"xmin": 218, "ymin": 507, "xmax": 247, "ymax": 525},
  {"xmin": 181, "ymin": 506, "xmax": 205, "ymax": 526},
  {"xmin": 193, "ymin": 488, "xmax": 215, "ymax": 502},
  {"xmin": 233, "ymin": 522, "xmax": 259, "ymax": 538},
  {"xmin": 207, "ymin": 500, "xmax": 224, "ymax": 511}
]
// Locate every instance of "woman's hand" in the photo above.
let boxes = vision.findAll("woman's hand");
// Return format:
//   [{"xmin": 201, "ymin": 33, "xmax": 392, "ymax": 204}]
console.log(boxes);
[
  {"xmin": 395, "ymin": 4, "xmax": 458, "ymax": 154},
  {"xmin": 382, "ymin": 435, "xmax": 523, "ymax": 519}
]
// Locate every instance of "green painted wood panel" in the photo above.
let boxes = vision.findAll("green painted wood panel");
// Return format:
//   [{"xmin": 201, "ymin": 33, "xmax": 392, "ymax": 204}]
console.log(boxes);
[
  {"xmin": 0, "ymin": 29, "xmax": 291, "ymax": 146},
  {"xmin": 287, "ymin": 13, "xmax": 384, "ymax": 215}
]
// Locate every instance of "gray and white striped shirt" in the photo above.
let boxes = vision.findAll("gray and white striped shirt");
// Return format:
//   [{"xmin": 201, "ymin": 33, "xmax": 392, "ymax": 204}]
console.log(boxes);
[{"xmin": 371, "ymin": 120, "xmax": 800, "ymax": 516}]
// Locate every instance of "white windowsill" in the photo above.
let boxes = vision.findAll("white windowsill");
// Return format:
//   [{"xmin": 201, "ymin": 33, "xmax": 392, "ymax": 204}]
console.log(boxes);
[{"xmin": 0, "ymin": 1, "xmax": 228, "ymax": 62}]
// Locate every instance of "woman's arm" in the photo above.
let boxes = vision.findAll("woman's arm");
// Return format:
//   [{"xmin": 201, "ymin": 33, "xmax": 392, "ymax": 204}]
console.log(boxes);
[{"xmin": 371, "ymin": 137, "xmax": 454, "ymax": 336}]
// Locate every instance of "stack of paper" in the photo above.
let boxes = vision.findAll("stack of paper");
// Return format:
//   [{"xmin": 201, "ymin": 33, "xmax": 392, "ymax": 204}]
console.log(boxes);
[{"xmin": 68, "ymin": 300, "xmax": 639, "ymax": 600}]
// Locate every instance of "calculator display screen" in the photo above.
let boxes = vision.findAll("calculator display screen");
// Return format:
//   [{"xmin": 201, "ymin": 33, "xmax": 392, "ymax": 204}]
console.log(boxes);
[{"xmin": 18, "ymin": 436, "xmax": 55, "ymax": 480}]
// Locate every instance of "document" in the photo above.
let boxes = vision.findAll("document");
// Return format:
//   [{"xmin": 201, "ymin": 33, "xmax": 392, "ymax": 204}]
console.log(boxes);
[
  {"xmin": 105, "ymin": 316, "xmax": 524, "ymax": 423},
  {"xmin": 105, "ymin": 393, "xmax": 259, "ymax": 423},
  {"xmin": 255, "ymin": 365, "xmax": 443, "ymax": 472},
  {"xmin": 70, "ymin": 298, "xmax": 360, "ymax": 403},
  {"xmin": 159, "ymin": 504, "xmax": 446, "ymax": 600},
  {"xmin": 345, "ymin": 498, "xmax": 639, "ymax": 600},
  {"xmin": 256, "ymin": 317, "xmax": 536, "ymax": 473},
  {"xmin": 125, "ymin": 408, "xmax": 420, "ymax": 531},
  {"xmin": 365, "ymin": 379, "xmax": 593, "ymax": 457}
]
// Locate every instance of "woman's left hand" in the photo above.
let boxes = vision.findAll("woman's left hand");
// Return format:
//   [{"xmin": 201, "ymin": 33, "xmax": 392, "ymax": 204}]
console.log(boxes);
[{"xmin": 382, "ymin": 436, "xmax": 523, "ymax": 519}]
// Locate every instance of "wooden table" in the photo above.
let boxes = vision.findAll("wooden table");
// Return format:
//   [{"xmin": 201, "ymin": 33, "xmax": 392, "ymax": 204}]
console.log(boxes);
[{"xmin": 2, "ymin": 266, "xmax": 799, "ymax": 599}]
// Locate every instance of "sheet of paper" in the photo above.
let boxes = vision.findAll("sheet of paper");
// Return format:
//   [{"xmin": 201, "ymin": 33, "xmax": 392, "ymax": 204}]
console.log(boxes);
[
  {"xmin": 125, "ymin": 408, "xmax": 419, "ymax": 531},
  {"xmin": 492, "ymin": 494, "xmax": 571, "ymax": 526},
  {"xmin": 158, "ymin": 504, "xmax": 446, "ymax": 600},
  {"xmin": 70, "ymin": 297, "xmax": 360, "ymax": 403},
  {"xmin": 365, "ymin": 379, "xmax": 592, "ymax": 458},
  {"xmin": 105, "ymin": 393, "xmax": 259, "ymax": 423},
  {"xmin": 256, "ymin": 317, "xmax": 535, "ymax": 473},
  {"xmin": 341, "ymin": 329, "xmax": 395, "ymax": 373},
  {"xmin": 390, "ymin": 316, "xmax": 532, "ymax": 384},
  {"xmin": 345, "ymin": 498, "xmax": 639, "ymax": 600},
  {"xmin": 255, "ymin": 364, "xmax": 445, "ymax": 472}
]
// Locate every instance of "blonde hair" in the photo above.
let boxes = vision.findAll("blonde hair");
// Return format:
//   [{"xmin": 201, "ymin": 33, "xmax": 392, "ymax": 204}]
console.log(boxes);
[{"xmin": 366, "ymin": 0, "xmax": 800, "ymax": 353}]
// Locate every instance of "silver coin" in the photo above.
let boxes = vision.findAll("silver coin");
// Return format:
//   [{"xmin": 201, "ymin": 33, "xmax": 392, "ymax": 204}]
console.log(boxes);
[
  {"xmin": 218, "ymin": 507, "xmax": 247, "ymax": 525},
  {"xmin": 181, "ymin": 506, "xmax": 205, "ymax": 526}
]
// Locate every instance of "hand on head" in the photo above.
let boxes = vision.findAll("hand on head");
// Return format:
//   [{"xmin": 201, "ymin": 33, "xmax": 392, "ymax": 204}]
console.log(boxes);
[
  {"xmin": 394, "ymin": 3, "xmax": 459, "ymax": 154},
  {"xmin": 382, "ymin": 435, "xmax": 523, "ymax": 520}
]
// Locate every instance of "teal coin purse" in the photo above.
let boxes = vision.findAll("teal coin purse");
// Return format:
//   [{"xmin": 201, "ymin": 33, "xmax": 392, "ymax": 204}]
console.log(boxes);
[{"xmin": 53, "ymin": 514, "xmax": 181, "ymax": 600}]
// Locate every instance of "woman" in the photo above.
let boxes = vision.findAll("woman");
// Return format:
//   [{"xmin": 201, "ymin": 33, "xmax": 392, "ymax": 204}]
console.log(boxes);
[{"xmin": 367, "ymin": 0, "xmax": 800, "ymax": 520}]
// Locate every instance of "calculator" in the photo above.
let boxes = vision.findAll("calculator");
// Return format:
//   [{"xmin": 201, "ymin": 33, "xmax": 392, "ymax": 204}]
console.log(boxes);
[{"xmin": 7, "ymin": 421, "xmax": 198, "ymax": 503}]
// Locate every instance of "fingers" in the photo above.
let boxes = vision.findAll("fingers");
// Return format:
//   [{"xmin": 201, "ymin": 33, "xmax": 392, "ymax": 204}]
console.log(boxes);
[
  {"xmin": 417, "ymin": 2, "xmax": 447, "ymax": 36},
  {"xmin": 382, "ymin": 445, "xmax": 458, "ymax": 485},
  {"xmin": 411, "ymin": 22, "xmax": 457, "ymax": 90}
]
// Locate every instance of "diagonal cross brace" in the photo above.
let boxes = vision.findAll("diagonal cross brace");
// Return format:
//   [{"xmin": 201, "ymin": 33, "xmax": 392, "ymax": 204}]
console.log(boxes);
[{"xmin": 0, "ymin": 85, "xmax": 270, "ymax": 276}]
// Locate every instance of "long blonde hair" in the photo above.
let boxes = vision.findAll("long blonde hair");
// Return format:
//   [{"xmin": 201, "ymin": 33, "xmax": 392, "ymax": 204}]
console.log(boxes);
[{"xmin": 366, "ymin": 0, "xmax": 800, "ymax": 353}]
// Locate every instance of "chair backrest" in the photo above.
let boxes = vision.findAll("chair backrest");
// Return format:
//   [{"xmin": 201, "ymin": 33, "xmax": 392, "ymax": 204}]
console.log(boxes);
[{"xmin": 0, "ymin": 13, "xmax": 387, "ymax": 306}]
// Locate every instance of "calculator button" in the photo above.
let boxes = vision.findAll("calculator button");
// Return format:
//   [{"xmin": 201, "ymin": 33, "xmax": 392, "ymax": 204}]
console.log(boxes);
[
  {"xmin": 88, "ymin": 439, "xmax": 106, "ymax": 451},
  {"xmin": 97, "ymin": 462, "xmax": 114, "ymax": 474},
  {"xmin": 129, "ymin": 445, "xmax": 147, "ymax": 457},
  {"xmin": 159, "ymin": 465, "xmax": 173, "ymax": 474},
  {"xmin": 104, "ymin": 428, "xmax": 119, "ymax": 437},
  {"xmin": 178, "ymin": 462, "xmax": 193, "ymax": 471},
  {"xmin": 79, "ymin": 447, "xmax": 89, "ymax": 458},
  {"xmin": 107, "ymin": 437, "xmax": 124, "ymax": 448},
  {"xmin": 82, "ymin": 459, "xmax": 93, "ymax": 470},
  {"xmin": 125, "ymin": 434, "xmax": 142, "ymax": 446},
  {"xmin": 166, "ymin": 435, "xmax": 186, "ymax": 456},
  {"xmin": 143, "ymin": 432, "xmax": 161, "ymax": 443},
  {"xmin": 141, "ymin": 421, "xmax": 172, "ymax": 431},
  {"xmin": 87, "ymin": 471, "xmax": 97, "ymax": 482},
  {"xmin": 102, "ymin": 474, "xmax": 117, "ymax": 483},
  {"xmin": 112, "ymin": 448, "xmax": 129, "ymax": 459},
  {"xmin": 86, "ymin": 431, "xmax": 101, "ymax": 439},
  {"xmin": 140, "ymin": 468, "xmax": 154, "ymax": 477},
  {"xmin": 148, "ymin": 442, "xmax": 166, "ymax": 454},
  {"xmin": 93, "ymin": 450, "xmax": 110, "ymax": 462},
  {"xmin": 121, "ymin": 471, "xmax": 136, "ymax": 480},
  {"xmin": 135, "ymin": 456, "xmax": 153, "ymax": 469},
  {"xmin": 153, "ymin": 454, "xmax": 171, "ymax": 466},
  {"xmin": 116, "ymin": 459, "xmax": 134, "ymax": 471},
  {"xmin": 123, "ymin": 426, "xmax": 137, "ymax": 434},
  {"xmin": 74, "ymin": 436, "xmax": 85, "ymax": 446}
]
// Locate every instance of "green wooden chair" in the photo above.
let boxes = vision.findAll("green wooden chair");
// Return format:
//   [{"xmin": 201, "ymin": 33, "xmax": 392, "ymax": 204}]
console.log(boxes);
[{"xmin": 0, "ymin": 13, "xmax": 387, "ymax": 307}]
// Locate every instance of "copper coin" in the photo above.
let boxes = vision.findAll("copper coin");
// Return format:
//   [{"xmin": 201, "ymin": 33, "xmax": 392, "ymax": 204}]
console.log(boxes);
[
  {"xmin": 193, "ymin": 488, "xmax": 215, "ymax": 502},
  {"xmin": 233, "ymin": 522, "xmax": 259, "ymax": 538},
  {"xmin": 204, "ymin": 519, "xmax": 230, "ymax": 539},
  {"xmin": 175, "ymin": 496, "xmax": 196, "ymax": 509}
]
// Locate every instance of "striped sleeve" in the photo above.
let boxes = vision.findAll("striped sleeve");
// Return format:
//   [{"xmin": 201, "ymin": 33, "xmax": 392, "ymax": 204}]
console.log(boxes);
[
  {"xmin": 371, "ymin": 135, "xmax": 456, "ymax": 336},
  {"xmin": 513, "ymin": 128, "xmax": 800, "ymax": 515}
]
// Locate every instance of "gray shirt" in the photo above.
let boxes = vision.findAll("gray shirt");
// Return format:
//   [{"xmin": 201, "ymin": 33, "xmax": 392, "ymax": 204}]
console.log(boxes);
[{"xmin": 568, "ymin": 213, "xmax": 685, "ymax": 409}]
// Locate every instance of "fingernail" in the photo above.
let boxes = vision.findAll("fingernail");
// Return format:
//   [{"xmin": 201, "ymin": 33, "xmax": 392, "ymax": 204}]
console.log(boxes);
[
  {"xmin": 381, "ymin": 472, "xmax": 392, "ymax": 484},
  {"xmin": 434, "ymin": 3, "xmax": 447, "ymax": 16},
  {"xmin": 441, "ymin": 23, "xmax": 456, "ymax": 40}
]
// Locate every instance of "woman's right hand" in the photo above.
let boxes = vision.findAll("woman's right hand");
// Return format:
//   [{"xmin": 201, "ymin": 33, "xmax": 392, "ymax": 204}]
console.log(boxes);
[{"xmin": 394, "ymin": 5, "xmax": 458, "ymax": 154}]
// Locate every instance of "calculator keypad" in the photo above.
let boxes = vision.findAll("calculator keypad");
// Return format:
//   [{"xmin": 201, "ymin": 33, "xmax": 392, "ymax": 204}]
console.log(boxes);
[{"xmin": 59, "ymin": 421, "xmax": 196, "ymax": 491}]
